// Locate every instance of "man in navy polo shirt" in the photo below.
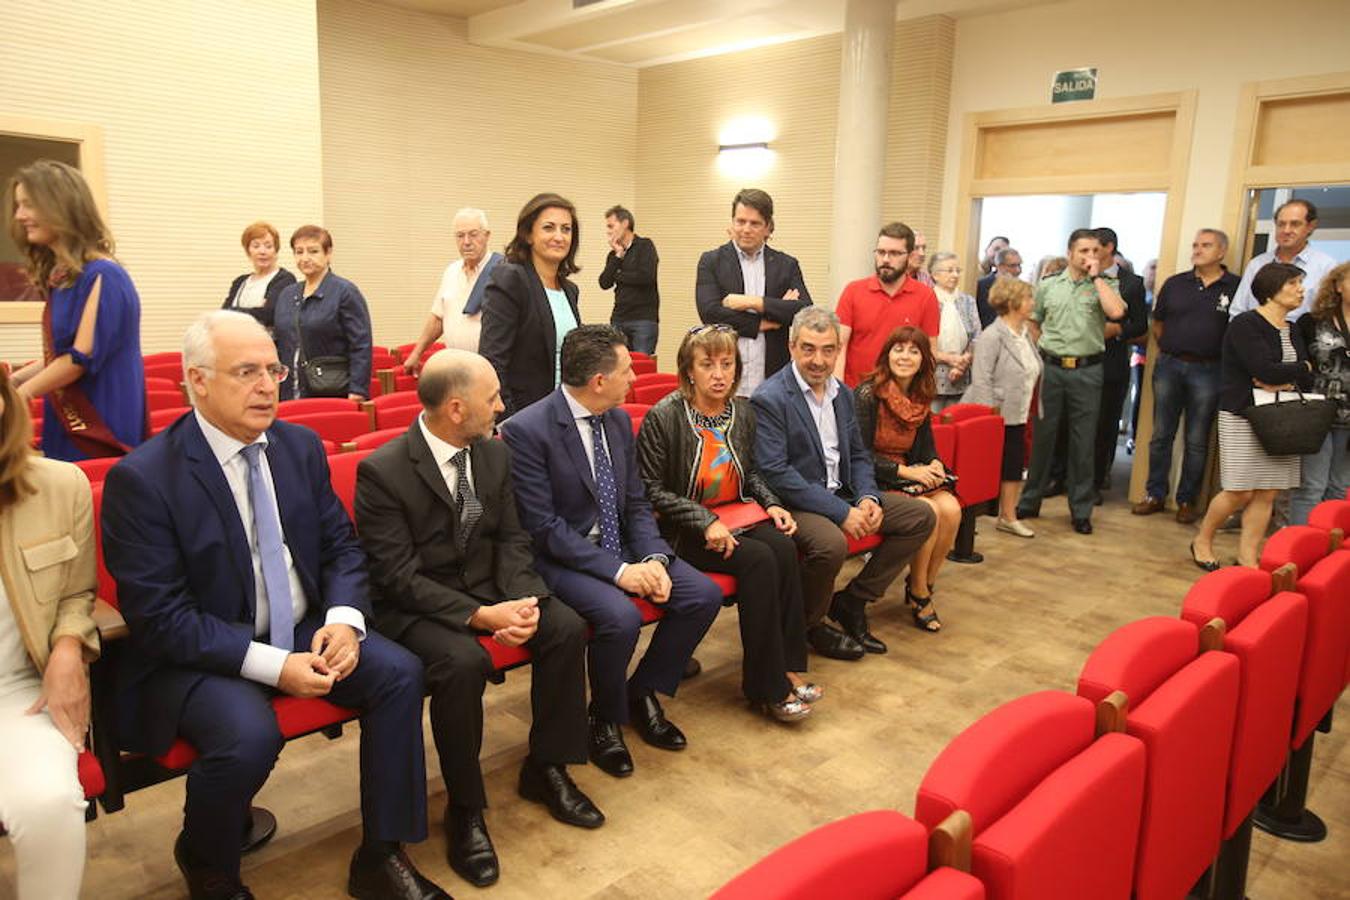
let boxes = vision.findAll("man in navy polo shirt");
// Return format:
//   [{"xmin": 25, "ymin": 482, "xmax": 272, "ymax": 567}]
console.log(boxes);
[{"xmin": 1133, "ymin": 229, "xmax": 1239, "ymax": 523}]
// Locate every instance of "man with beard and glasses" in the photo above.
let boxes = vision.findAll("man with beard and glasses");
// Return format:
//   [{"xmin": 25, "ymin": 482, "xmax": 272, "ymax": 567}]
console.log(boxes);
[{"xmin": 835, "ymin": 222, "xmax": 940, "ymax": 388}]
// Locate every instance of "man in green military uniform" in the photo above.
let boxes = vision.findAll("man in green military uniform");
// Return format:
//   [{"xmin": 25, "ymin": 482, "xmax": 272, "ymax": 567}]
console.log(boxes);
[{"xmin": 1016, "ymin": 228, "xmax": 1126, "ymax": 534}]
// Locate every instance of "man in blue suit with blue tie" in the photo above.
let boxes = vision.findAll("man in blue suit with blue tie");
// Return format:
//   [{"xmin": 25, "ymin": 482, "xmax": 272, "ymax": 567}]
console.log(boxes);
[
  {"xmin": 101, "ymin": 311, "xmax": 447, "ymax": 900},
  {"xmin": 501, "ymin": 325, "xmax": 722, "ymax": 778}
]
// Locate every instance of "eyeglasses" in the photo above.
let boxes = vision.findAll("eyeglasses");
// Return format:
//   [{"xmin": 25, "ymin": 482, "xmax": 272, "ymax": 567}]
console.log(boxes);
[
  {"xmin": 687, "ymin": 323, "xmax": 737, "ymax": 335},
  {"xmin": 454, "ymin": 230, "xmax": 485, "ymax": 242},
  {"xmin": 874, "ymin": 249, "xmax": 909, "ymax": 260},
  {"xmin": 198, "ymin": 363, "xmax": 289, "ymax": 385}
]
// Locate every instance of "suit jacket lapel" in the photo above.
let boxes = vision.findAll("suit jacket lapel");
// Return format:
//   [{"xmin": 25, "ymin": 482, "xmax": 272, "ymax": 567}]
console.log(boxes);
[
  {"xmin": 180, "ymin": 417, "xmax": 255, "ymax": 614},
  {"xmin": 784, "ymin": 374, "xmax": 827, "ymax": 467},
  {"xmin": 763, "ymin": 245, "xmax": 780, "ymax": 296},
  {"xmin": 407, "ymin": 422, "xmax": 459, "ymax": 511},
  {"xmin": 721, "ymin": 243, "xmax": 745, "ymax": 294},
  {"xmin": 553, "ymin": 391, "xmax": 598, "ymax": 500}
]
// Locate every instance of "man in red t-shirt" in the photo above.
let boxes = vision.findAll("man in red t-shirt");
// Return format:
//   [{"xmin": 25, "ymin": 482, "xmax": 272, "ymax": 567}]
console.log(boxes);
[{"xmin": 834, "ymin": 222, "xmax": 940, "ymax": 387}]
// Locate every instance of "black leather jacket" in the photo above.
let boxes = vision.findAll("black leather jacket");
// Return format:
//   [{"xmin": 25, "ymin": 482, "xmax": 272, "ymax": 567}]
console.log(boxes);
[{"xmin": 636, "ymin": 392, "xmax": 783, "ymax": 551}]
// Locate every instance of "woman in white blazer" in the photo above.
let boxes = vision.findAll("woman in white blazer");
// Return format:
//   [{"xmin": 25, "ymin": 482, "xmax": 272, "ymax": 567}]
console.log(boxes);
[{"xmin": 962, "ymin": 277, "xmax": 1042, "ymax": 537}]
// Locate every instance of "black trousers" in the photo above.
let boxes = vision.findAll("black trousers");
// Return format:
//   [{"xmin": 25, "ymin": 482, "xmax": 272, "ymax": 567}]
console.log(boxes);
[
  {"xmin": 1094, "ymin": 373, "xmax": 1132, "ymax": 487},
  {"xmin": 398, "ymin": 596, "xmax": 588, "ymax": 811},
  {"xmin": 676, "ymin": 522, "xmax": 807, "ymax": 705}
]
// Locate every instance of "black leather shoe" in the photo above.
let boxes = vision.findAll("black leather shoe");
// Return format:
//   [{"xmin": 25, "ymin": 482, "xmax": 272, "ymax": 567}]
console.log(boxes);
[
  {"xmin": 518, "ymin": 758, "xmax": 605, "ymax": 829},
  {"xmin": 588, "ymin": 710, "xmax": 634, "ymax": 777},
  {"xmin": 347, "ymin": 844, "xmax": 451, "ymax": 900},
  {"xmin": 444, "ymin": 807, "xmax": 499, "ymax": 888},
  {"xmin": 827, "ymin": 592, "xmax": 887, "ymax": 654},
  {"xmin": 806, "ymin": 623, "xmax": 864, "ymax": 660},
  {"xmin": 628, "ymin": 690, "xmax": 687, "ymax": 750},
  {"xmin": 174, "ymin": 833, "xmax": 254, "ymax": 900},
  {"xmin": 682, "ymin": 656, "xmax": 702, "ymax": 679},
  {"xmin": 1072, "ymin": 518, "xmax": 1093, "ymax": 535},
  {"xmin": 1044, "ymin": 479, "xmax": 1065, "ymax": 497}
]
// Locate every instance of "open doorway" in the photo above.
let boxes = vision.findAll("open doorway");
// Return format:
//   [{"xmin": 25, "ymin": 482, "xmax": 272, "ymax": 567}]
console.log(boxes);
[{"xmin": 1240, "ymin": 184, "xmax": 1350, "ymax": 264}]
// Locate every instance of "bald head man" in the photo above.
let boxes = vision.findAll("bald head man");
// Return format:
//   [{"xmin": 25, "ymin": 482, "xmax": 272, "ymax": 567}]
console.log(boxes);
[{"xmin": 417, "ymin": 349, "xmax": 505, "ymax": 445}]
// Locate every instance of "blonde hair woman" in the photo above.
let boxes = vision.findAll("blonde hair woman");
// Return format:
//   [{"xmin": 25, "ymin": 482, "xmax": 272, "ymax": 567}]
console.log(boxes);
[
  {"xmin": 5, "ymin": 160, "xmax": 145, "ymax": 461},
  {"xmin": 0, "ymin": 363, "xmax": 99, "ymax": 899}
]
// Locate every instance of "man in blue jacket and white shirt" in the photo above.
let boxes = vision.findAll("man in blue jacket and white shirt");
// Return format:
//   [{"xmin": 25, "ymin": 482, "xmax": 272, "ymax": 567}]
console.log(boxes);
[{"xmin": 752, "ymin": 307, "xmax": 935, "ymax": 662}]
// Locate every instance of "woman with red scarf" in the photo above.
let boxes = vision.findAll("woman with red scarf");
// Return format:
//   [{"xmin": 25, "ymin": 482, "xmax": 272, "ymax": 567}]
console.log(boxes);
[
  {"xmin": 853, "ymin": 326, "xmax": 960, "ymax": 632},
  {"xmin": 6, "ymin": 160, "xmax": 144, "ymax": 461}
]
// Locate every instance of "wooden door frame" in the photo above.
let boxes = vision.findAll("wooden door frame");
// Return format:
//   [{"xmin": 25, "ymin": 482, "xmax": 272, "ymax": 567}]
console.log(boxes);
[
  {"xmin": 952, "ymin": 91, "xmax": 1197, "ymax": 502},
  {"xmin": 0, "ymin": 116, "xmax": 108, "ymax": 325}
]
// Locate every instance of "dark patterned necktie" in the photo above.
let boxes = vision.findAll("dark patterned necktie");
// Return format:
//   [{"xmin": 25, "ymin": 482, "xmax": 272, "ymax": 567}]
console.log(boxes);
[
  {"xmin": 451, "ymin": 448, "xmax": 482, "ymax": 552},
  {"xmin": 588, "ymin": 416, "xmax": 623, "ymax": 557}
]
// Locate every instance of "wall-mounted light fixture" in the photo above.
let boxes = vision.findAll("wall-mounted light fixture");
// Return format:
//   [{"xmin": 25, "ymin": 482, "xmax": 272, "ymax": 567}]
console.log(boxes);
[{"xmin": 717, "ymin": 117, "xmax": 776, "ymax": 179}]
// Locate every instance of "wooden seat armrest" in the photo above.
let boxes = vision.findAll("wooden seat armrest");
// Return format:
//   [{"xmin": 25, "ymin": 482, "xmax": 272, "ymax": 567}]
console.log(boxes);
[
  {"xmin": 1199, "ymin": 617, "xmax": 1226, "ymax": 653},
  {"xmin": 1095, "ymin": 689, "xmax": 1128, "ymax": 737},
  {"xmin": 93, "ymin": 598, "xmax": 128, "ymax": 642},
  {"xmin": 928, "ymin": 809, "xmax": 973, "ymax": 873},
  {"xmin": 1271, "ymin": 562, "xmax": 1297, "ymax": 593}
]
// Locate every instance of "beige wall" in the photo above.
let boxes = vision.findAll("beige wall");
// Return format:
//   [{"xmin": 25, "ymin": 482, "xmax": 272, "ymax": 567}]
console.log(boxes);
[
  {"xmin": 0, "ymin": 0, "xmax": 325, "ymax": 358},
  {"xmin": 316, "ymin": 0, "xmax": 637, "ymax": 349},
  {"xmin": 635, "ymin": 18, "xmax": 955, "ymax": 364},
  {"xmin": 940, "ymin": 0, "xmax": 1350, "ymax": 273}
]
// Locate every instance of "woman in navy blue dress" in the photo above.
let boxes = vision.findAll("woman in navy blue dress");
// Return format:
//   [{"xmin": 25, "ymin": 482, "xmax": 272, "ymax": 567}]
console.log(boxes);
[{"xmin": 6, "ymin": 160, "xmax": 144, "ymax": 461}]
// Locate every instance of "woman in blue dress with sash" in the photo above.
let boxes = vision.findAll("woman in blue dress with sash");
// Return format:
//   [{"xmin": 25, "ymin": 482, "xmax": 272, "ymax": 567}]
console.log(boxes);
[{"xmin": 6, "ymin": 160, "xmax": 144, "ymax": 461}]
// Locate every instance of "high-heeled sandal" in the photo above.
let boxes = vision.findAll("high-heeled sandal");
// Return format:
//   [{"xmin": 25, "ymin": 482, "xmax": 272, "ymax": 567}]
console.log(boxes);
[
  {"xmin": 906, "ymin": 586, "xmax": 942, "ymax": 633},
  {"xmin": 761, "ymin": 695, "xmax": 812, "ymax": 723},
  {"xmin": 791, "ymin": 682, "xmax": 824, "ymax": 704}
]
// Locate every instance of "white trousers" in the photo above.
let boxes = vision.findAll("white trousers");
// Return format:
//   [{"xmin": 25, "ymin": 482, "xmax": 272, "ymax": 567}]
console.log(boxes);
[{"xmin": 0, "ymin": 677, "xmax": 86, "ymax": 900}]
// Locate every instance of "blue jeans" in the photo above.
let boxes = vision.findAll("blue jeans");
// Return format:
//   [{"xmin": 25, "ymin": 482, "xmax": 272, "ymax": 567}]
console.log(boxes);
[
  {"xmin": 1145, "ymin": 353, "xmax": 1220, "ymax": 504},
  {"xmin": 1291, "ymin": 428, "xmax": 1350, "ymax": 524},
  {"xmin": 612, "ymin": 319, "xmax": 658, "ymax": 355}
]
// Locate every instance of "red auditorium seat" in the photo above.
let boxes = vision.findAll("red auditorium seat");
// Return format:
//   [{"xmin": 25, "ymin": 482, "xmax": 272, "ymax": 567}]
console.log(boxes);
[
  {"xmin": 619, "ymin": 403, "xmax": 651, "ymax": 435},
  {"xmin": 915, "ymin": 690, "xmax": 1146, "ymax": 900},
  {"xmin": 1307, "ymin": 498, "xmax": 1350, "ymax": 548},
  {"xmin": 946, "ymin": 409, "xmax": 1004, "ymax": 564},
  {"xmin": 392, "ymin": 373, "xmax": 418, "ymax": 393},
  {"xmin": 142, "ymin": 351, "xmax": 182, "ymax": 367},
  {"xmin": 713, "ymin": 810, "xmax": 984, "ymax": 900},
  {"xmin": 145, "ymin": 389, "xmax": 186, "ymax": 412},
  {"xmin": 367, "ymin": 390, "xmax": 420, "ymax": 411},
  {"xmin": 327, "ymin": 449, "xmax": 373, "ymax": 520},
  {"xmin": 939, "ymin": 402, "xmax": 995, "ymax": 424},
  {"xmin": 1180, "ymin": 567, "xmax": 1306, "ymax": 898},
  {"xmin": 282, "ymin": 410, "xmax": 372, "ymax": 443},
  {"xmin": 150, "ymin": 406, "xmax": 191, "ymax": 433},
  {"xmin": 629, "ymin": 372, "xmax": 678, "ymax": 404},
  {"xmin": 1077, "ymin": 617, "xmax": 1240, "ymax": 899},
  {"xmin": 144, "ymin": 376, "xmax": 181, "ymax": 393},
  {"xmin": 932, "ymin": 421, "xmax": 956, "ymax": 466},
  {"xmin": 1252, "ymin": 534, "xmax": 1350, "ymax": 842},
  {"xmin": 344, "ymin": 427, "xmax": 407, "ymax": 452},
  {"xmin": 277, "ymin": 397, "xmax": 357, "ymax": 417},
  {"xmin": 143, "ymin": 361, "xmax": 185, "ymax": 382},
  {"xmin": 631, "ymin": 355, "xmax": 657, "ymax": 376},
  {"xmin": 371, "ymin": 403, "xmax": 421, "ymax": 431},
  {"xmin": 75, "ymin": 456, "xmax": 120, "ymax": 484}
]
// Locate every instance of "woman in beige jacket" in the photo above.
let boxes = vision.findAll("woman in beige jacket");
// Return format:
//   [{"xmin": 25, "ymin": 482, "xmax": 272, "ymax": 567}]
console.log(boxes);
[{"xmin": 0, "ymin": 363, "xmax": 98, "ymax": 900}]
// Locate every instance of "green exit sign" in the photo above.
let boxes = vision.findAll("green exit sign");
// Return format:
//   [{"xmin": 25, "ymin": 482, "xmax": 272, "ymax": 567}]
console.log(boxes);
[{"xmin": 1052, "ymin": 67, "xmax": 1098, "ymax": 103}]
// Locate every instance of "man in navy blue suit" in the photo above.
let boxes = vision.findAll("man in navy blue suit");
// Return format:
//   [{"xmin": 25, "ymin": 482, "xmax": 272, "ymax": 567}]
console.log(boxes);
[
  {"xmin": 501, "ymin": 325, "xmax": 722, "ymax": 778},
  {"xmin": 752, "ymin": 307, "xmax": 935, "ymax": 660},
  {"xmin": 101, "ymin": 311, "xmax": 447, "ymax": 900}
]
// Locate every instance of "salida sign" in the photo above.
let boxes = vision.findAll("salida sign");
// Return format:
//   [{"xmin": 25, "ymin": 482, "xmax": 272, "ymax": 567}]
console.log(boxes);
[{"xmin": 1052, "ymin": 67, "xmax": 1098, "ymax": 103}]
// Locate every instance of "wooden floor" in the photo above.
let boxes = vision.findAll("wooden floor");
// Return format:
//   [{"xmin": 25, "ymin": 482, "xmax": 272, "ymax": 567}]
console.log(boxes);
[{"xmin": 5, "ymin": 472, "xmax": 1348, "ymax": 899}]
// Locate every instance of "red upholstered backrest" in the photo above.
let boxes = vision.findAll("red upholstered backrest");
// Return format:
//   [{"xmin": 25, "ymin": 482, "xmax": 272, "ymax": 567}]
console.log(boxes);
[
  {"xmin": 150, "ymin": 407, "xmax": 191, "ymax": 433},
  {"xmin": 1290, "ymin": 551, "xmax": 1350, "ymax": 747},
  {"xmin": 348, "ymin": 427, "xmax": 406, "ymax": 452},
  {"xmin": 915, "ymin": 691, "xmax": 1095, "ymax": 834},
  {"xmin": 392, "ymin": 373, "xmax": 418, "ymax": 393},
  {"xmin": 144, "ymin": 376, "xmax": 180, "ymax": 393},
  {"xmin": 369, "ymin": 390, "xmax": 420, "ymax": 410},
  {"xmin": 1179, "ymin": 567, "xmax": 1275, "ymax": 633},
  {"xmin": 1308, "ymin": 498, "xmax": 1350, "ymax": 532},
  {"xmin": 973, "ymin": 733, "xmax": 1146, "ymax": 900},
  {"xmin": 902, "ymin": 867, "xmax": 987, "ymax": 899},
  {"xmin": 285, "ymin": 411, "xmax": 372, "ymax": 443},
  {"xmin": 143, "ymin": 361, "xmax": 185, "ymax": 382},
  {"xmin": 631, "ymin": 356, "xmax": 657, "ymax": 376},
  {"xmin": 951, "ymin": 415, "xmax": 1004, "ymax": 506},
  {"xmin": 932, "ymin": 422, "xmax": 956, "ymax": 467},
  {"xmin": 146, "ymin": 389, "xmax": 187, "ymax": 412},
  {"xmin": 375, "ymin": 404, "xmax": 422, "ymax": 431},
  {"xmin": 75, "ymin": 456, "xmax": 120, "ymax": 485},
  {"xmin": 1076, "ymin": 617, "xmax": 1199, "ymax": 709},
  {"xmin": 142, "ymin": 351, "xmax": 182, "ymax": 367},
  {"xmin": 939, "ymin": 402, "xmax": 995, "ymax": 424},
  {"xmin": 634, "ymin": 382, "xmax": 677, "ymax": 405},
  {"xmin": 277, "ymin": 397, "xmax": 357, "ymax": 417},
  {"xmin": 712, "ymin": 810, "xmax": 930, "ymax": 900},
  {"xmin": 620, "ymin": 403, "xmax": 651, "ymax": 435},
  {"xmin": 89, "ymin": 483, "xmax": 118, "ymax": 610},
  {"xmin": 1258, "ymin": 525, "xmax": 1328, "ymax": 575},
  {"xmin": 77, "ymin": 748, "xmax": 105, "ymax": 800},
  {"xmin": 327, "ymin": 449, "xmax": 374, "ymax": 520}
]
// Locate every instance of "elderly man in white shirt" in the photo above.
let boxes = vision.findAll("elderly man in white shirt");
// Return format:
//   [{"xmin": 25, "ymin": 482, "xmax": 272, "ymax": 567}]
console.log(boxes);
[
  {"xmin": 1229, "ymin": 198, "xmax": 1337, "ymax": 320},
  {"xmin": 404, "ymin": 207, "xmax": 504, "ymax": 371}
]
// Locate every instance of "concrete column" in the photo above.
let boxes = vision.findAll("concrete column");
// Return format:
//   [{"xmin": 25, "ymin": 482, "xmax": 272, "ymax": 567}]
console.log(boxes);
[{"xmin": 828, "ymin": 0, "xmax": 897, "ymax": 304}]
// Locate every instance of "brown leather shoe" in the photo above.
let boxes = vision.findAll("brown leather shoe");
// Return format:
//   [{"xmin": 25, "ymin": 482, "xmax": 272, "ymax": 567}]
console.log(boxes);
[
  {"xmin": 1175, "ymin": 502, "xmax": 1198, "ymax": 524},
  {"xmin": 1132, "ymin": 496, "xmax": 1164, "ymax": 516}
]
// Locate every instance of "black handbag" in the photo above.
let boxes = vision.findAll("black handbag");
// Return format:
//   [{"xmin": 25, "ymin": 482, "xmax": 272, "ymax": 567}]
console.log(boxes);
[
  {"xmin": 1240, "ymin": 390, "xmax": 1336, "ymax": 456},
  {"xmin": 295, "ymin": 303, "xmax": 350, "ymax": 397}
]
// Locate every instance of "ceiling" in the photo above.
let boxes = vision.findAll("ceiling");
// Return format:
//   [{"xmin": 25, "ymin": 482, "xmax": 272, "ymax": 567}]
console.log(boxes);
[{"xmin": 374, "ymin": 0, "xmax": 1054, "ymax": 68}]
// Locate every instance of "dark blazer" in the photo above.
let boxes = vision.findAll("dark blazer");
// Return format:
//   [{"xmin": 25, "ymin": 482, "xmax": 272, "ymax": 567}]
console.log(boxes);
[
  {"xmin": 274, "ymin": 270, "xmax": 374, "ymax": 399},
  {"xmin": 100, "ymin": 415, "xmax": 370, "ymax": 755},
  {"xmin": 750, "ymin": 363, "xmax": 881, "ymax": 525},
  {"xmin": 695, "ymin": 242, "xmax": 812, "ymax": 380},
  {"xmin": 852, "ymin": 379, "xmax": 942, "ymax": 491},
  {"xmin": 975, "ymin": 273, "xmax": 997, "ymax": 328},
  {"xmin": 480, "ymin": 261, "xmax": 582, "ymax": 417},
  {"xmin": 222, "ymin": 267, "xmax": 297, "ymax": 329},
  {"xmin": 354, "ymin": 422, "xmax": 548, "ymax": 643},
  {"xmin": 1219, "ymin": 310, "xmax": 1313, "ymax": 413},
  {"xmin": 500, "ymin": 389, "xmax": 671, "ymax": 583},
  {"xmin": 599, "ymin": 235, "xmax": 660, "ymax": 322},
  {"xmin": 1104, "ymin": 269, "xmax": 1149, "ymax": 381},
  {"xmin": 635, "ymin": 393, "xmax": 783, "ymax": 552}
]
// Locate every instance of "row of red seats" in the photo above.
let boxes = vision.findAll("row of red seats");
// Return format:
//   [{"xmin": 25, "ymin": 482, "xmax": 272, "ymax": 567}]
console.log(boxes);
[{"xmin": 716, "ymin": 495, "xmax": 1350, "ymax": 900}]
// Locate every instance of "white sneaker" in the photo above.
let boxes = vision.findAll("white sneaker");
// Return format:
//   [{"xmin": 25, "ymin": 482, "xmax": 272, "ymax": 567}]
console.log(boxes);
[{"xmin": 996, "ymin": 517, "xmax": 1035, "ymax": 538}]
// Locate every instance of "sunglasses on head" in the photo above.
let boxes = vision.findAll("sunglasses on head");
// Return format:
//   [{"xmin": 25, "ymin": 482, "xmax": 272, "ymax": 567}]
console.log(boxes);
[{"xmin": 687, "ymin": 323, "xmax": 737, "ymax": 335}]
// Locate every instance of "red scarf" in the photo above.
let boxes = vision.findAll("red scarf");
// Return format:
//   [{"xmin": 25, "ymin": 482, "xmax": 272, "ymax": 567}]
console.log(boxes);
[{"xmin": 872, "ymin": 379, "xmax": 930, "ymax": 463}]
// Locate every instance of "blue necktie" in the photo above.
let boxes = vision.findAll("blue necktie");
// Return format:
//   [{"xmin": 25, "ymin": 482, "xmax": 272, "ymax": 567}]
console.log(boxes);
[
  {"xmin": 240, "ymin": 444, "xmax": 295, "ymax": 650},
  {"xmin": 588, "ymin": 416, "xmax": 623, "ymax": 558}
]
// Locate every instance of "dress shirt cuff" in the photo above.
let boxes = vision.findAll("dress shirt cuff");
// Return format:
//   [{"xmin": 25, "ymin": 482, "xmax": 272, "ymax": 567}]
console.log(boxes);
[
  {"xmin": 241, "ymin": 642, "xmax": 290, "ymax": 688},
  {"xmin": 325, "ymin": 606, "xmax": 368, "ymax": 641},
  {"xmin": 613, "ymin": 562, "xmax": 627, "ymax": 585},
  {"xmin": 856, "ymin": 494, "xmax": 881, "ymax": 507},
  {"xmin": 642, "ymin": 553, "xmax": 671, "ymax": 568}
]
